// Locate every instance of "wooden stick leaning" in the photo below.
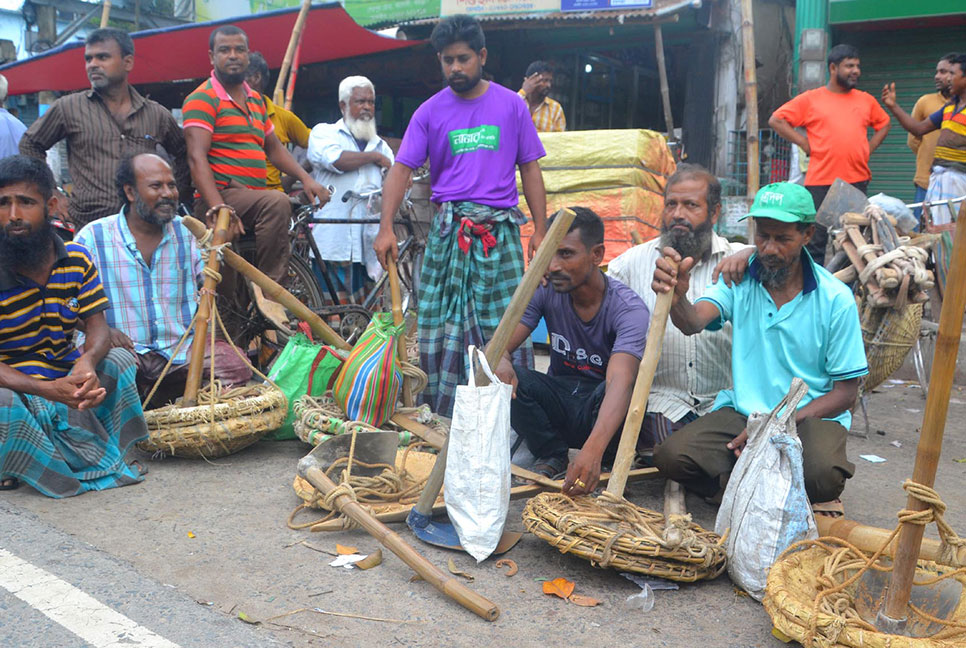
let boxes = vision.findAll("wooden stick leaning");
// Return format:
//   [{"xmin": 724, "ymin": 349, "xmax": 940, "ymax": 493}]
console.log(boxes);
[
  {"xmin": 181, "ymin": 216, "xmax": 351, "ymax": 351},
  {"xmin": 273, "ymin": 0, "xmax": 312, "ymax": 106},
  {"xmin": 99, "ymin": 0, "xmax": 111, "ymax": 27},
  {"xmin": 881, "ymin": 200, "xmax": 966, "ymax": 625},
  {"xmin": 605, "ymin": 259, "xmax": 676, "ymax": 498},
  {"xmin": 296, "ymin": 456, "xmax": 500, "ymax": 621},
  {"xmin": 410, "ymin": 208, "xmax": 578, "ymax": 521},
  {"xmin": 387, "ymin": 259, "xmax": 414, "ymax": 407},
  {"xmin": 182, "ymin": 207, "xmax": 232, "ymax": 406}
]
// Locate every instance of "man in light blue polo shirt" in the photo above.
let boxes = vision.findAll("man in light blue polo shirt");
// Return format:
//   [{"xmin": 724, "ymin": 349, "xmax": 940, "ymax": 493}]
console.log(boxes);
[{"xmin": 650, "ymin": 182, "xmax": 867, "ymax": 508}]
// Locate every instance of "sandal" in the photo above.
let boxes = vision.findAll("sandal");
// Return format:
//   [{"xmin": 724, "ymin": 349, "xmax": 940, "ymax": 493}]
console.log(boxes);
[
  {"xmin": 812, "ymin": 498, "xmax": 845, "ymax": 518},
  {"xmin": 512, "ymin": 455, "xmax": 567, "ymax": 486},
  {"xmin": 129, "ymin": 460, "xmax": 149, "ymax": 477},
  {"xmin": 0, "ymin": 477, "xmax": 20, "ymax": 491}
]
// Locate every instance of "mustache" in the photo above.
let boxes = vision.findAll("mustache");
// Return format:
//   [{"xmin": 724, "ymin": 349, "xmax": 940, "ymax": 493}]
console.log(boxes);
[{"xmin": 547, "ymin": 272, "xmax": 568, "ymax": 282}]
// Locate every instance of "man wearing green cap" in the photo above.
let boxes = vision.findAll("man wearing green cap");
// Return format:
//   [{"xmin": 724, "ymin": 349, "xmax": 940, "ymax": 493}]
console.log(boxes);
[{"xmin": 650, "ymin": 182, "xmax": 867, "ymax": 509}]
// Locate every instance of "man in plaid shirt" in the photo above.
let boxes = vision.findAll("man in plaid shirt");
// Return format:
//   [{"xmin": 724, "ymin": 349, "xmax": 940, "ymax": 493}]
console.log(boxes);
[
  {"xmin": 518, "ymin": 61, "xmax": 566, "ymax": 133},
  {"xmin": 75, "ymin": 153, "xmax": 250, "ymax": 407}
]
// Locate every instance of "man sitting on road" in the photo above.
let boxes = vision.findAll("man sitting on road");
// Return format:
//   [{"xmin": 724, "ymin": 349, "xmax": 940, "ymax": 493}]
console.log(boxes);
[
  {"xmin": 651, "ymin": 182, "xmax": 867, "ymax": 513},
  {"xmin": 494, "ymin": 207, "xmax": 649, "ymax": 497},
  {"xmin": 608, "ymin": 164, "xmax": 750, "ymax": 459},
  {"xmin": 308, "ymin": 75, "xmax": 395, "ymax": 303},
  {"xmin": 0, "ymin": 155, "xmax": 147, "ymax": 497},
  {"xmin": 74, "ymin": 153, "xmax": 251, "ymax": 408}
]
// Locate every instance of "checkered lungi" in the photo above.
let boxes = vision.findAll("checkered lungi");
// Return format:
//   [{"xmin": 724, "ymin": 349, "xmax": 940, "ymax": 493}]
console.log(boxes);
[
  {"xmin": 925, "ymin": 165, "xmax": 966, "ymax": 294},
  {"xmin": 418, "ymin": 201, "xmax": 534, "ymax": 417},
  {"xmin": 0, "ymin": 348, "xmax": 148, "ymax": 498}
]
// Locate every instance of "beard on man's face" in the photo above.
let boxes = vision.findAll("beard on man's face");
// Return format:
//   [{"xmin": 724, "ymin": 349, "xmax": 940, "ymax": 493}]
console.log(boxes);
[
  {"xmin": 446, "ymin": 67, "xmax": 482, "ymax": 94},
  {"xmin": 756, "ymin": 255, "xmax": 792, "ymax": 289},
  {"xmin": 216, "ymin": 67, "xmax": 247, "ymax": 87},
  {"xmin": 134, "ymin": 194, "xmax": 177, "ymax": 227},
  {"xmin": 0, "ymin": 215, "xmax": 56, "ymax": 271},
  {"xmin": 345, "ymin": 113, "xmax": 378, "ymax": 143},
  {"xmin": 660, "ymin": 217, "xmax": 714, "ymax": 260}
]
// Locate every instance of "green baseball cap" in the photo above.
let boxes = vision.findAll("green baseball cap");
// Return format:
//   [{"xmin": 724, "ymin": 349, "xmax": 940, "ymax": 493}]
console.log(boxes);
[{"xmin": 739, "ymin": 182, "xmax": 817, "ymax": 224}]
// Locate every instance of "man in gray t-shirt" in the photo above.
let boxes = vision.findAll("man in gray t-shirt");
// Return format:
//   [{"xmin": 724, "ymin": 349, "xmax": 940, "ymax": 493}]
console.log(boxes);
[{"xmin": 494, "ymin": 207, "xmax": 649, "ymax": 497}]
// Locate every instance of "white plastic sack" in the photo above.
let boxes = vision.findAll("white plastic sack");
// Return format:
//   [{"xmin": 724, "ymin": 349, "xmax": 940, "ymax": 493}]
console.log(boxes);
[
  {"xmin": 444, "ymin": 346, "xmax": 513, "ymax": 562},
  {"xmin": 715, "ymin": 378, "xmax": 817, "ymax": 600}
]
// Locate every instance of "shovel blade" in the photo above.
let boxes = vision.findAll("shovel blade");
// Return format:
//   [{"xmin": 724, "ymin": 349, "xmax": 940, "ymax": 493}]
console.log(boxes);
[
  {"xmin": 407, "ymin": 509, "xmax": 463, "ymax": 550},
  {"xmin": 306, "ymin": 431, "xmax": 399, "ymax": 477},
  {"xmin": 852, "ymin": 560, "xmax": 964, "ymax": 637},
  {"xmin": 815, "ymin": 178, "xmax": 868, "ymax": 230}
]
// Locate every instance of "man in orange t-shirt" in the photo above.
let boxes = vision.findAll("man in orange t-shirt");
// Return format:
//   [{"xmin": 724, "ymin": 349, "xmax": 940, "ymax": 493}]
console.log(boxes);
[{"xmin": 770, "ymin": 44, "xmax": 891, "ymax": 262}]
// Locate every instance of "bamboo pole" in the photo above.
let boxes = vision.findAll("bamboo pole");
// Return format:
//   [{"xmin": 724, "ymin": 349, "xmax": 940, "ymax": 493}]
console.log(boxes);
[
  {"xmin": 180, "ymin": 216, "xmax": 351, "ymax": 351},
  {"xmin": 653, "ymin": 24, "xmax": 675, "ymax": 142},
  {"xmin": 739, "ymin": 0, "xmax": 759, "ymax": 243},
  {"xmin": 297, "ymin": 457, "xmax": 500, "ymax": 621},
  {"xmin": 880, "ymin": 201, "xmax": 966, "ymax": 627},
  {"xmin": 815, "ymin": 516, "xmax": 966, "ymax": 567},
  {"xmin": 283, "ymin": 38, "xmax": 302, "ymax": 112},
  {"xmin": 605, "ymin": 263, "xmax": 675, "ymax": 498},
  {"xmin": 411, "ymin": 208, "xmax": 577, "ymax": 521},
  {"xmin": 99, "ymin": 0, "xmax": 111, "ymax": 27},
  {"xmin": 387, "ymin": 259, "xmax": 414, "ymax": 407},
  {"xmin": 273, "ymin": 0, "xmax": 312, "ymax": 106},
  {"xmin": 182, "ymin": 207, "xmax": 232, "ymax": 406}
]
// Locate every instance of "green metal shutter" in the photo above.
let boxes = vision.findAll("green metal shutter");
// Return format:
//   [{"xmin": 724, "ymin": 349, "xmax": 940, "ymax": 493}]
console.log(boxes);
[{"xmin": 836, "ymin": 27, "xmax": 964, "ymax": 202}]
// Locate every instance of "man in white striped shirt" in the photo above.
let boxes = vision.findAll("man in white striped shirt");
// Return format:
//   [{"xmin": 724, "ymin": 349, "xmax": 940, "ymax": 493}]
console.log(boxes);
[{"xmin": 608, "ymin": 164, "xmax": 751, "ymax": 459}]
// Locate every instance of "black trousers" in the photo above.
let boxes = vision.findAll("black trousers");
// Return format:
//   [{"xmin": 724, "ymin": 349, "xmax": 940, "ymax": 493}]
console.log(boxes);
[
  {"xmin": 805, "ymin": 180, "xmax": 869, "ymax": 264},
  {"xmin": 509, "ymin": 366, "xmax": 620, "ymax": 463}
]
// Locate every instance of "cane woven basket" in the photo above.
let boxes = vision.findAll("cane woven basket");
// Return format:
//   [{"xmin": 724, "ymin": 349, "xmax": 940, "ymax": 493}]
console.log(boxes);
[
  {"xmin": 764, "ymin": 542, "xmax": 966, "ymax": 648},
  {"xmin": 861, "ymin": 303, "xmax": 923, "ymax": 394},
  {"xmin": 139, "ymin": 384, "xmax": 287, "ymax": 458},
  {"xmin": 523, "ymin": 491, "xmax": 727, "ymax": 582}
]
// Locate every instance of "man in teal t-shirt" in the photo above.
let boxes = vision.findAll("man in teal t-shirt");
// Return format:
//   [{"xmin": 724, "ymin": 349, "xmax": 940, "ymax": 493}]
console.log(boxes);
[{"xmin": 650, "ymin": 182, "xmax": 867, "ymax": 509}]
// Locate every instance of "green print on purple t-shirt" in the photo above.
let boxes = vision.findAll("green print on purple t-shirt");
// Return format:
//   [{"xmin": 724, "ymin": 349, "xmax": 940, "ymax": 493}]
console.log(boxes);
[{"xmin": 448, "ymin": 125, "xmax": 501, "ymax": 155}]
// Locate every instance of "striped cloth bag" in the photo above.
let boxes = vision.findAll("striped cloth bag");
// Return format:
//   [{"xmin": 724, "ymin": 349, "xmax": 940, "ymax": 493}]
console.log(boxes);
[{"xmin": 332, "ymin": 312, "xmax": 405, "ymax": 427}]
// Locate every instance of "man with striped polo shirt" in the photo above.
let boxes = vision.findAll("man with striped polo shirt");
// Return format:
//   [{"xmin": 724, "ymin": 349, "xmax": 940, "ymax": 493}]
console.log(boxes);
[
  {"xmin": 652, "ymin": 182, "xmax": 867, "ymax": 512},
  {"xmin": 182, "ymin": 25, "xmax": 329, "ymax": 297},
  {"xmin": 0, "ymin": 155, "xmax": 148, "ymax": 497}
]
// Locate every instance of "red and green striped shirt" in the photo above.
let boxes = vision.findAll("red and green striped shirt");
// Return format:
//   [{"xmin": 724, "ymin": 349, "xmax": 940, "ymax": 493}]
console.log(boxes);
[{"xmin": 182, "ymin": 71, "xmax": 275, "ymax": 189}]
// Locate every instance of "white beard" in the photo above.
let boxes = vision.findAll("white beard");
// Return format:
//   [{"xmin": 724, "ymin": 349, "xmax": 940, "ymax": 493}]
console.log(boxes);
[{"xmin": 345, "ymin": 114, "xmax": 378, "ymax": 143}]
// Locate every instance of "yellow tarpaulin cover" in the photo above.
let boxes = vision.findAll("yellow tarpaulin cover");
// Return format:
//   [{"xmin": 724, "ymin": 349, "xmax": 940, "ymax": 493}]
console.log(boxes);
[{"xmin": 517, "ymin": 129, "xmax": 676, "ymax": 263}]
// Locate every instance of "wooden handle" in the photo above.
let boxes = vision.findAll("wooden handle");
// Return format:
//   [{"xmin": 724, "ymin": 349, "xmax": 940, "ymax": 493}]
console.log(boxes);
[
  {"xmin": 883, "ymin": 200, "xmax": 966, "ymax": 621},
  {"xmin": 414, "ymin": 209, "xmax": 577, "ymax": 517},
  {"xmin": 99, "ymin": 0, "xmax": 111, "ymax": 27},
  {"xmin": 298, "ymin": 457, "xmax": 500, "ymax": 621},
  {"xmin": 182, "ymin": 207, "xmax": 232, "ymax": 405},
  {"xmin": 605, "ymin": 259, "xmax": 676, "ymax": 499},
  {"xmin": 181, "ymin": 216, "xmax": 351, "ymax": 351},
  {"xmin": 273, "ymin": 0, "xmax": 312, "ymax": 105},
  {"xmin": 815, "ymin": 516, "xmax": 966, "ymax": 567},
  {"xmin": 387, "ymin": 259, "xmax": 414, "ymax": 407}
]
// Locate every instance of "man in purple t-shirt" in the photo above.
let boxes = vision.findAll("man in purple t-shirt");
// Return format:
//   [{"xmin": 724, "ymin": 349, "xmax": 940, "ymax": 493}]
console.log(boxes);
[
  {"xmin": 374, "ymin": 14, "xmax": 549, "ymax": 417},
  {"xmin": 494, "ymin": 208, "xmax": 649, "ymax": 497}
]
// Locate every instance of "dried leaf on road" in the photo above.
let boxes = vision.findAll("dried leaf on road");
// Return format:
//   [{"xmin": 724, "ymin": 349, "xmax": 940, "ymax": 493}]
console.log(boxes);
[
  {"xmin": 542, "ymin": 577, "xmax": 575, "ymax": 599},
  {"xmin": 495, "ymin": 558, "xmax": 518, "ymax": 577},
  {"xmin": 568, "ymin": 594, "xmax": 601, "ymax": 607},
  {"xmin": 187, "ymin": 531, "xmax": 196, "ymax": 539},
  {"xmin": 336, "ymin": 544, "xmax": 359, "ymax": 555},
  {"xmin": 356, "ymin": 549, "xmax": 383, "ymax": 570},
  {"xmin": 447, "ymin": 558, "xmax": 475, "ymax": 581}
]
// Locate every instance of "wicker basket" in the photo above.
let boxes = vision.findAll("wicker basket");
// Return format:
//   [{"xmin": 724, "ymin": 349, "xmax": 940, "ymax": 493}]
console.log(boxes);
[
  {"xmin": 861, "ymin": 303, "xmax": 923, "ymax": 394},
  {"xmin": 764, "ymin": 543, "xmax": 966, "ymax": 647},
  {"xmin": 139, "ymin": 384, "xmax": 287, "ymax": 458},
  {"xmin": 523, "ymin": 491, "xmax": 727, "ymax": 582}
]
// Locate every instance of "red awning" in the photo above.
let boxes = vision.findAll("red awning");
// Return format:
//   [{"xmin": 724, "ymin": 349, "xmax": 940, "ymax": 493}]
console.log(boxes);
[{"xmin": 0, "ymin": 3, "xmax": 423, "ymax": 96}]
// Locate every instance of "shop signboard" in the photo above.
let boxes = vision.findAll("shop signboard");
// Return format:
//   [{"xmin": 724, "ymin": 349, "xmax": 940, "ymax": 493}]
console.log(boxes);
[
  {"xmin": 440, "ymin": 0, "xmax": 558, "ymax": 17},
  {"xmin": 560, "ymin": 0, "xmax": 652, "ymax": 10}
]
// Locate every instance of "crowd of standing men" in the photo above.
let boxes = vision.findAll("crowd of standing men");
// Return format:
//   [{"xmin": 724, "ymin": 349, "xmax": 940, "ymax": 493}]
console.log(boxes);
[{"xmin": 0, "ymin": 13, "xmax": 962, "ymax": 517}]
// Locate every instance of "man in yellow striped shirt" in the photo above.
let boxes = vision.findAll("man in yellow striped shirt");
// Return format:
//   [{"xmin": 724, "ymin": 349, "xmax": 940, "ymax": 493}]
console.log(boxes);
[{"xmin": 518, "ymin": 61, "xmax": 566, "ymax": 133}]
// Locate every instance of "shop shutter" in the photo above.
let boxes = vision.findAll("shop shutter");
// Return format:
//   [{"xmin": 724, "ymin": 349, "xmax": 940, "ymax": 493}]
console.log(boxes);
[{"xmin": 837, "ymin": 27, "xmax": 964, "ymax": 202}]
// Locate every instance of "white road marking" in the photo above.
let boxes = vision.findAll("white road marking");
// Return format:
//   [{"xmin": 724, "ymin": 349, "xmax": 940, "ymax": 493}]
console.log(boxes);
[{"xmin": 0, "ymin": 548, "xmax": 182, "ymax": 648}]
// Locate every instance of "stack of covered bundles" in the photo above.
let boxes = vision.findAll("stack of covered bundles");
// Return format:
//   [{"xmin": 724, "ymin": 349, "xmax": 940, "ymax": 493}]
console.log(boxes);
[{"xmin": 516, "ymin": 129, "xmax": 677, "ymax": 264}]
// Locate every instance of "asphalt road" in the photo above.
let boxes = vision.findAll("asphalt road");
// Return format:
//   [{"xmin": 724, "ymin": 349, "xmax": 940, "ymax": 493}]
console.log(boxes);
[{"xmin": 2, "ymin": 377, "xmax": 965, "ymax": 648}]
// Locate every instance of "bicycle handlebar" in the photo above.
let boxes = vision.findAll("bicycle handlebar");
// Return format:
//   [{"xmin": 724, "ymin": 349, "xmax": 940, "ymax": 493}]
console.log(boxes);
[{"xmin": 341, "ymin": 173, "xmax": 430, "ymax": 203}]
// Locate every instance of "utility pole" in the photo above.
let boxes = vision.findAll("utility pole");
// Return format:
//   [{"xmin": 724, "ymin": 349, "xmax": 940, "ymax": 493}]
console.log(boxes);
[{"xmin": 36, "ymin": 4, "xmax": 57, "ymax": 107}]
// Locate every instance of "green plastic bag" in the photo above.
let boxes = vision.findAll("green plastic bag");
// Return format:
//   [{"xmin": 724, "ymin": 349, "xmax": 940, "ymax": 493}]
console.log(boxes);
[{"xmin": 265, "ymin": 333, "xmax": 345, "ymax": 440}]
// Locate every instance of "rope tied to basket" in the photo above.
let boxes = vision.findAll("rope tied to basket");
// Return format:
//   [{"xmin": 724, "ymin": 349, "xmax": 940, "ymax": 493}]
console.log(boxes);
[{"xmin": 769, "ymin": 481, "xmax": 966, "ymax": 647}]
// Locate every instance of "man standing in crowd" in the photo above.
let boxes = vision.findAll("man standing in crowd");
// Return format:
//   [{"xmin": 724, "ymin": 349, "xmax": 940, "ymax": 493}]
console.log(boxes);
[
  {"xmin": 495, "ymin": 208, "xmax": 648, "ymax": 496},
  {"xmin": 308, "ymin": 76, "xmax": 394, "ymax": 302},
  {"xmin": 905, "ymin": 54, "xmax": 957, "ymax": 223},
  {"xmin": 374, "ymin": 14, "xmax": 548, "ymax": 417},
  {"xmin": 651, "ymin": 182, "xmax": 867, "ymax": 513},
  {"xmin": 245, "ymin": 52, "xmax": 311, "ymax": 193},
  {"xmin": 182, "ymin": 25, "xmax": 329, "ymax": 318},
  {"xmin": 74, "ymin": 153, "xmax": 251, "ymax": 408},
  {"xmin": 0, "ymin": 155, "xmax": 147, "ymax": 496},
  {"xmin": 608, "ymin": 164, "xmax": 749, "ymax": 458},
  {"xmin": 0, "ymin": 75, "xmax": 26, "ymax": 158},
  {"xmin": 518, "ymin": 61, "xmax": 566, "ymax": 133},
  {"xmin": 20, "ymin": 28, "xmax": 189, "ymax": 229},
  {"xmin": 882, "ymin": 53, "xmax": 966, "ymax": 227},
  {"xmin": 769, "ymin": 44, "xmax": 891, "ymax": 262}
]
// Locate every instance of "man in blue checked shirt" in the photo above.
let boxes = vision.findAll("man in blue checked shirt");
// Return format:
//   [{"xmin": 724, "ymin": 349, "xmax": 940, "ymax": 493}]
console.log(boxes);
[
  {"xmin": 75, "ymin": 153, "xmax": 250, "ymax": 407},
  {"xmin": 650, "ymin": 182, "xmax": 868, "ymax": 515}
]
